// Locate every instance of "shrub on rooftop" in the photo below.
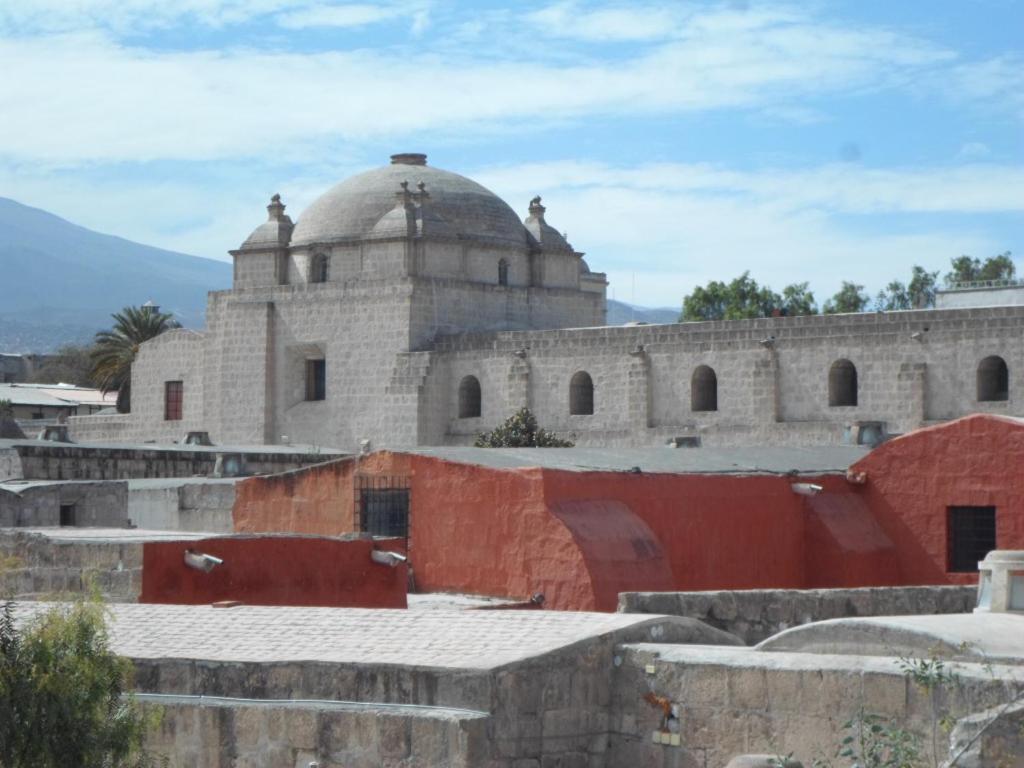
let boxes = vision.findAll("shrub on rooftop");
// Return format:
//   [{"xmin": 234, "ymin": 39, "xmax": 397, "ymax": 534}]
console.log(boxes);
[{"xmin": 474, "ymin": 407, "xmax": 574, "ymax": 448}]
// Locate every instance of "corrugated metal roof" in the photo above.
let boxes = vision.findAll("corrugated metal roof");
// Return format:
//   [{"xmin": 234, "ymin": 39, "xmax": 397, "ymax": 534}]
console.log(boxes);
[
  {"xmin": 408, "ymin": 445, "xmax": 867, "ymax": 475},
  {"xmin": 0, "ymin": 384, "xmax": 77, "ymax": 408}
]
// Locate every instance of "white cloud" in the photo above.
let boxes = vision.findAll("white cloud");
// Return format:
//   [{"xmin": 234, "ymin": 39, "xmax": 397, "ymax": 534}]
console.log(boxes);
[
  {"xmin": 275, "ymin": 3, "xmax": 423, "ymax": 30},
  {"xmin": 0, "ymin": 9, "xmax": 956, "ymax": 166},
  {"xmin": 473, "ymin": 159, "xmax": 1022, "ymax": 306}
]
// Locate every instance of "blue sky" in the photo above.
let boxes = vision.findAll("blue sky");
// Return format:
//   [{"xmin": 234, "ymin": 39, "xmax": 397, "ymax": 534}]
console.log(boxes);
[{"xmin": 1, "ymin": 0, "xmax": 1021, "ymax": 308}]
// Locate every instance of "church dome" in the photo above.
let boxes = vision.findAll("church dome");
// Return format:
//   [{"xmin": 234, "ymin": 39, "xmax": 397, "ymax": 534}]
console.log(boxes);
[{"xmin": 291, "ymin": 153, "xmax": 528, "ymax": 249}]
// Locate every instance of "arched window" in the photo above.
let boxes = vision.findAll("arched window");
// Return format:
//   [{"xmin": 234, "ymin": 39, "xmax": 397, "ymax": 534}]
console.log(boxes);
[
  {"xmin": 458, "ymin": 375, "xmax": 482, "ymax": 418},
  {"xmin": 498, "ymin": 259, "xmax": 509, "ymax": 286},
  {"xmin": 691, "ymin": 365, "xmax": 718, "ymax": 412},
  {"xmin": 569, "ymin": 371, "xmax": 594, "ymax": 415},
  {"xmin": 977, "ymin": 356, "xmax": 1009, "ymax": 402},
  {"xmin": 828, "ymin": 359, "xmax": 858, "ymax": 407},
  {"xmin": 311, "ymin": 254, "xmax": 329, "ymax": 283}
]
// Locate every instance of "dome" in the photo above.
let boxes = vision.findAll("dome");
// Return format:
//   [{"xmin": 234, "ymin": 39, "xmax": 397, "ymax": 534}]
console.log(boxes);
[{"xmin": 291, "ymin": 153, "xmax": 528, "ymax": 249}]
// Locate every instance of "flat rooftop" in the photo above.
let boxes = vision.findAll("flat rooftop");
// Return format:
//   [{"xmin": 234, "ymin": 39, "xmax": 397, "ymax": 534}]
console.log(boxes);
[
  {"xmin": 0, "ymin": 438, "xmax": 346, "ymax": 457},
  {"xmin": 11, "ymin": 602, "xmax": 686, "ymax": 671},
  {"xmin": 410, "ymin": 445, "xmax": 868, "ymax": 475}
]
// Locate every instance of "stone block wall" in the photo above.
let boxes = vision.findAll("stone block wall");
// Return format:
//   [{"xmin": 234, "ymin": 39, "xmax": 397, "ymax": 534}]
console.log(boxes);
[
  {"xmin": 430, "ymin": 306, "xmax": 1024, "ymax": 448},
  {"xmin": 140, "ymin": 694, "xmax": 490, "ymax": 768},
  {"xmin": 3, "ymin": 442, "xmax": 336, "ymax": 482},
  {"xmin": 127, "ymin": 480, "xmax": 236, "ymax": 532},
  {"xmin": 0, "ymin": 530, "xmax": 141, "ymax": 601},
  {"xmin": 607, "ymin": 644, "xmax": 1024, "ymax": 768},
  {"xmin": 618, "ymin": 586, "xmax": 978, "ymax": 644},
  {"xmin": 0, "ymin": 480, "xmax": 129, "ymax": 528}
]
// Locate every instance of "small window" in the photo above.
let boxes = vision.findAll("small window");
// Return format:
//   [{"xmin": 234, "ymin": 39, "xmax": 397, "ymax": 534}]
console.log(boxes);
[
  {"xmin": 164, "ymin": 380, "xmax": 183, "ymax": 421},
  {"xmin": 305, "ymin": 359, "xmax": 326, "ymax": 401},
  {"xmin": 948, "ymin": 506, "xmax": 996, "ymax": 572},
  {"xmin": 357, "ymin": 476, "xmax": 410, "ymax": 538},
  {"xmin": 570, "ymin": 371, "xmax": 594, "ymax": 415},
  {"xmin": 498, "ymin": 259, "xmax": 509, "ymax": 286},
  {"xmin": 458, "ymin": 375, "xmax": 482, "ymax": 418},
  {"xmin": 59, "ymin": 504, "xmax": 76, "ymax": 527},
  {"xmin": 828, "ymin": 359, "xmax": 858, "ymax": 407},
  {"xmin": 691, "ymin": 365, "xmax": 718, "ymax": 412},
  {"xmin": 311, "ymin": 254, "xmax": 329, "ymax": 283},
  {"xmin": 977, "ymin": 356, "xmax": 1009, "ymax": 402}
]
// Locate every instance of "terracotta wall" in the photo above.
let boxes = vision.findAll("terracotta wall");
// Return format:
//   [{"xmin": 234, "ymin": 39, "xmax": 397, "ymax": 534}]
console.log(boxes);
[
  {"xmin": 847, "ymin": 414, "xmax": 1024, "ymax": 585},
  {"xmin": 140, "ymin": 536, "xmax": 407, "ymax": 608},
  {"xmin": 227, "ymin": 417, "xmax": 1024, "ymax": 609},
  {"xmin": 541, "ymin": 470, "xmax": 811, "ymax": 592}
]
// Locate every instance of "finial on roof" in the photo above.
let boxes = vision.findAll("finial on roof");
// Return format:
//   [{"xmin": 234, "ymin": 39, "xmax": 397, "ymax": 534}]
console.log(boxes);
[
  {"xmin": 267, "ymin": 193, "xmax": 286, "ymax": 221},
  {"xmin": 391, "ymin": 153, "xmax": 428, "ymax": 166}
]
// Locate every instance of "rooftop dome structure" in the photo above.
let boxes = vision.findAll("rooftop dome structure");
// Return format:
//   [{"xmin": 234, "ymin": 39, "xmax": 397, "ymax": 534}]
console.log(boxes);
[{"xmin": 291, "ymin": 153, "xmax": 529, "ymax": 249}]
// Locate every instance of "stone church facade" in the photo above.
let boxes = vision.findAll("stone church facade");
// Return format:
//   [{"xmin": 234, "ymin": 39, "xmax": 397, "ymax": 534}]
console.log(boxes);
[{"xmin": 72, "ymin": 154, "xmax": 1024, "ymax": 450}]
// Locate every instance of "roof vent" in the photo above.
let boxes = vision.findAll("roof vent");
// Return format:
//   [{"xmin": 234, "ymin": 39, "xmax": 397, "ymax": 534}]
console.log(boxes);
[{"xmin": 390, "ymin": 153, "xmax": 427, "ymax": 166}]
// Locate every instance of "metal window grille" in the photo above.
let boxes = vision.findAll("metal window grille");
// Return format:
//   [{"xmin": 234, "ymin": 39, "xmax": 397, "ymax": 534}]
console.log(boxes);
[
  {"xmin": 306, "ymin": 359, "xmax": 326, "ymax": 401},
  {"xmin": 356, "ymin": 475, "xmax": 410, "ymax": 539},
  {"xmin": 948, "ymin": 506, "xmax": 996, "ymax": 572},
  {"xmin": 164, "ymin": 380, "xmax": 183, "ymax": 421}
]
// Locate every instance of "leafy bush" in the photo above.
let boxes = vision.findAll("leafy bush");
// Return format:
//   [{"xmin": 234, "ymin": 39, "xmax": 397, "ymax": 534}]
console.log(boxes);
[
  {"xmin": 0, "ymin": 597, "xmax": 161, "ymax": 767},
  {"xmin": 474, "ymin": 408, "xmax": 574, "ymax": 447}
]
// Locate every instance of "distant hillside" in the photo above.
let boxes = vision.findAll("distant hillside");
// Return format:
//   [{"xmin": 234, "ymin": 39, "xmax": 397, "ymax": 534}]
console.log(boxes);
[
  {"xmin": 606, "ymin": 299, "xmax": 679, "ymax": 326},
  {"xmin": 0, "ymin": 197, "xmax": 231, "ymax": 352}
]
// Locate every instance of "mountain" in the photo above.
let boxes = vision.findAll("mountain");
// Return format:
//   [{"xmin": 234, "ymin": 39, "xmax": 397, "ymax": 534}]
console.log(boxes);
[
  {"xmin": 0, "ymin": 197, "xmax": 678, "ymax": 352},
  {"xmin": 606, "ymin": 299, "xmax": 679, "ymax": 326},
  {"xmin": 0, "ymin": 197, "xmax": 231, "ymax": 352}
]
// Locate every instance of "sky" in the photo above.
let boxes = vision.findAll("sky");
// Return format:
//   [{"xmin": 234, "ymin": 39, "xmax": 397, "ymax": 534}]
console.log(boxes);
[{"xmin": 1, "ymin": 0, "xmax": 1021, "ymax": 309}]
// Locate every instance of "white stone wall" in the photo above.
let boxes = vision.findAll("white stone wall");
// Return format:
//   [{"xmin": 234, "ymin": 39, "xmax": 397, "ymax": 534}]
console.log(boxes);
[
  {"xmin": 125, "ymin": 329, "xmax": 206, "ymax": 443},
  {"xmin": 430, "ymin": 307, "xmax": 1024, "ymax": 447}
]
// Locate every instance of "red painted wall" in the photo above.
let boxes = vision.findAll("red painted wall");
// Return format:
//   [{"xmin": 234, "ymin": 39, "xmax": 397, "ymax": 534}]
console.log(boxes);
[
  {"xmin": 847, "ymin": 414, "xmax": 1024, "ymax": 585},
  {"xmin": 541, "ymin": 470, "xmax": 811, "ymax": 591},
  {"xmin": 225, "ymin": 418, "xmax": 1024, "ymax": 609},
  {"xmin": 140, "ymin": 536, "xmax": 407, "ymax": 608}
]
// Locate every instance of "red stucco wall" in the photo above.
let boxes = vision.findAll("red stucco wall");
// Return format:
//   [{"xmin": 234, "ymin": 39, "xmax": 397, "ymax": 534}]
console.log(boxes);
[
  {"xmin": 225, "ymin": 418, "xmax": 1024, "ymax": 609},
  {"xmin": 848, "ymin": 414, "xmax": 1024, "ymax": 585},
  {"xmin": 140, "ymin": 536, "xmax": 407, "ymax": 608}
]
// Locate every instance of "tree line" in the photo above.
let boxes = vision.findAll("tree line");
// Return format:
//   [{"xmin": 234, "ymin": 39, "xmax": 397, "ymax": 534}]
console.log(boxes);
[{"xmin": 680, "ymin": 252, "xmax": 1015, "ymax": 321}]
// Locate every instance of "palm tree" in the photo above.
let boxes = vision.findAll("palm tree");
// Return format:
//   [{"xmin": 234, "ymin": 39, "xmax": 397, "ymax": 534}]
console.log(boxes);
[{"xmin": 90, "ymin": 305, "xmax": 180, "ymax": 413}]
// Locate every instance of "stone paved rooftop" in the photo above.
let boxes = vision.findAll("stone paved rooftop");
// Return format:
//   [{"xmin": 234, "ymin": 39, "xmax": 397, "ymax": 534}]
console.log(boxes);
[
  {"xmin": 12, "ymin": 602, "xmax": 681, "ymax": 670},
  {"xmin": 4, "ymin": 526, "xmax": 214, "ymax": 542},
  {"xmin": 410, "ymin": 445, "xmax": 868, "ymax": 475},
  {"xmin": 757, "ymin": 613, "xmax": 1024, "ymax": 664}
]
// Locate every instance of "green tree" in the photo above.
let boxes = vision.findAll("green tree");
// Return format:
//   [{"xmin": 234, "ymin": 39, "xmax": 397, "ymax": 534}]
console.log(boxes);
[
  {"xmin": 875, "ymin": 280, "xmax": 911, "ymax": 311},
  {"xmin": 0, "ymin": 597, "xmax": 160, "ymax": 767},
  {"xmin": 945, "ymin": 251, "xmax": 1015, "ymax": 286},
  {"xmin": 823, "ymin": 282, "xmax": 871, "ymax": 314},
  {"xmin": 907, "ymin": 265, "xmax": 939, "ymax": 309},
  {"xmin": 90, "ymin": 306, "xmax": 180, "ymax": 413},
  {"xmin": 474, "ymin": 407, "xmax": 574, "ymax": 447},
  {"xmin": 28, "ymin": 344, "xmax": 97, "ymax": 387},
  {"xmin": 780, "ymin": 282, "xmax": 818, "ymax": 316},
  {"xmin": 681, "ymin": 272, "xmax": 781, "ymax": 321}
]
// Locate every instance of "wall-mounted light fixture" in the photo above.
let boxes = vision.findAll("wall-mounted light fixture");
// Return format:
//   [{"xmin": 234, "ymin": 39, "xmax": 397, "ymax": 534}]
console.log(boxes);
[
  {"xmin": 184, "ymin": 549, "xmax": 224, "ymax": 573},
  {"xmin": 791, "ymin": 483, "xmax": 823, "ymax": 496}
]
